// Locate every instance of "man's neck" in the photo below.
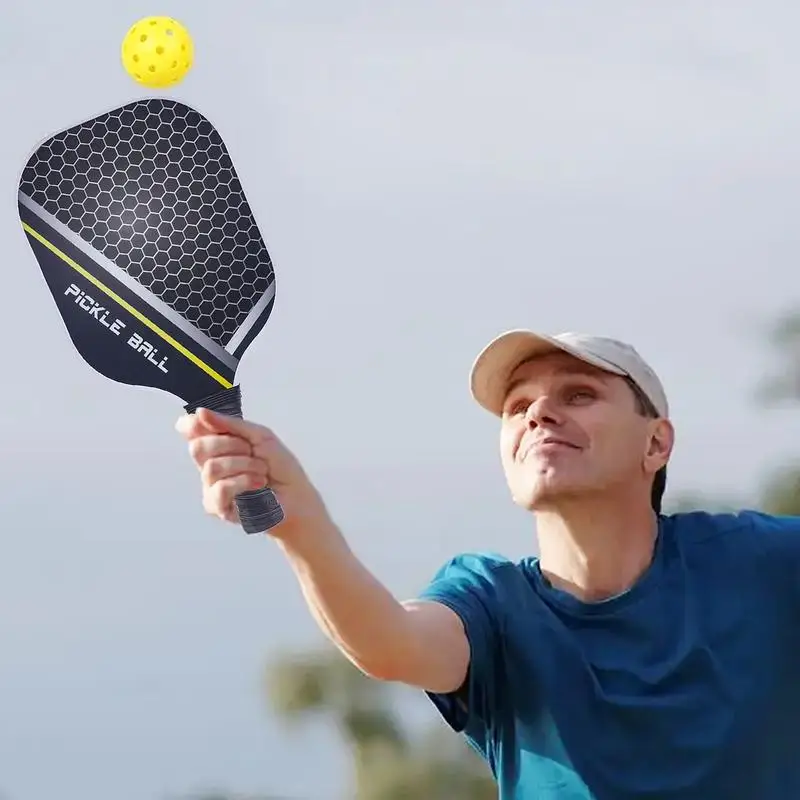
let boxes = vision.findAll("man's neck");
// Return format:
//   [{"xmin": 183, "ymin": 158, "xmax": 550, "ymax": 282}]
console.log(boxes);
[{"xmin": 534, "ymin": 494, "xmax": 659, "ymax": 603}]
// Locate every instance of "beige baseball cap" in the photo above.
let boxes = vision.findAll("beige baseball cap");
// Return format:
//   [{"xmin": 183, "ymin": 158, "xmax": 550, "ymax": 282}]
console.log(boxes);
[{"xmin": 469, "ymin": 330, "xmax": 669, "ymax": 418}]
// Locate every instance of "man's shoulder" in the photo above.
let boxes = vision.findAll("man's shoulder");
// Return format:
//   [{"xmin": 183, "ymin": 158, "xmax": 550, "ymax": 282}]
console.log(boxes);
[
  {"xmin": 663, "ymin": 508, "xmax": 800, "ymax": 552},
  {"xmin": 420, "ymin": 550, "xmax": 534, "ymax": 606},
  {"xmin": 417, "ymin": 551, "xmax": 534, "ymax": 639},
  {"xmin": 663, "ymin": 508, "xmax": 755, "ymax": 535},
  {"xmin": 426, "ymin": 550, "xmax": 523, "ymax": 583}
]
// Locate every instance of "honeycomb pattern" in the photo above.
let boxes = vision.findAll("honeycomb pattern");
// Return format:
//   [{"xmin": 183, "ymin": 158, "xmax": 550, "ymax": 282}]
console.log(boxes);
[{"xmin": 19, "ymin": 98, "xmax": 274, "ymax": 346}]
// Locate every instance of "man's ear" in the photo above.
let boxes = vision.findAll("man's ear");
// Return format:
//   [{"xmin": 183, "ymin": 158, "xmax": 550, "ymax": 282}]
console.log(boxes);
[{"xmin": 645, "ymin": 418, "xmax": 674, "ymax": 473}]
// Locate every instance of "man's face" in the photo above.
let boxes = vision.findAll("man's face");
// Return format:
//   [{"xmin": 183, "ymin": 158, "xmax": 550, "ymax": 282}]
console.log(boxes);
[{"xmin": 499, "ymin": 351, "xmax": 672, "ymax": 511}]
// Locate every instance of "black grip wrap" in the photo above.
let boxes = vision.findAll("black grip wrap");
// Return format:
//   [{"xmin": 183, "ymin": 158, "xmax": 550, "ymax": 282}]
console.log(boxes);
[{"xmin": 184, "ymin": 385, "xmax": 285, "ymax": 534}]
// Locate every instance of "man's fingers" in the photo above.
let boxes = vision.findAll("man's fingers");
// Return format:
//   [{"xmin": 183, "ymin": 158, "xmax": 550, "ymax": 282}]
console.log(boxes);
[
  {"xmin": 202, "ymin": 489, "xmax": 240, "ymax": 524},
  {"xmin": 177, "ymin": 409, "xmax": 279, "ymax": 459},
  {"xmin": 204, "ymin": 475, "xmax": 257, "ymax": 519},
  {"xmin": 201, "ymin": 455, "xmax": 266, "ymax": 485},
  {"xmin": 177, "ymin": 409, "xmax": 299, "ymax": 528},
  {"xmin": 176, "ymin": 408, "xmax": 262, "ymax": 439},
  {"xmin": 189, "ymin": 434, "xmax": 253, "ymax": 466},
  {"xmin": 195, "ymin": 408, "xmax": 270, "ymax": 443},
  {"xmin": 176, "ymin": 414, "xmax": 204, "ymax": 439}
]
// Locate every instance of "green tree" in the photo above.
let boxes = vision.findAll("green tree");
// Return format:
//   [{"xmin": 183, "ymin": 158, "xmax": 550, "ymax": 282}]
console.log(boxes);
[
  {"xmin": 757, "ymin": 464, "xmax": 800, "ymax": 515},
  {"xmin": 754, "ymin": 310, "xmax": 800, "ymax": 409},
  {"xmin": 666, "ymin": 309, "xmax": 800, "ymax": 516},
  {"xmin": 753, "ymin": 309, "xmax": 800, "ymax": 515},
  {"xmin": 265, "ymin": 647, "xmax": 496, "ymax": 800}
]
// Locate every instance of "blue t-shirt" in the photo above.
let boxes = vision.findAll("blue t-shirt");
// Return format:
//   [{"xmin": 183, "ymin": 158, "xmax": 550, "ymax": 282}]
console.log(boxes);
[{"xmin": 418, "ymin": 510, "xmax": 800, "ymax": 799}]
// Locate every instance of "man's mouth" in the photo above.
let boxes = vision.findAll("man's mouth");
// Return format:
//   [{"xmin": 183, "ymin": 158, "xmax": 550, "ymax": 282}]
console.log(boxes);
[{"xmin": 519, "ymin": 436, "xmax": 579, "ymax": 461}]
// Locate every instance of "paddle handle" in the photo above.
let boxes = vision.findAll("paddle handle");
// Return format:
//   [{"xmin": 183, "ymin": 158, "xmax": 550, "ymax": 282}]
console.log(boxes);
[{"xmin": 184, "ymin": 385, "xmax": 286, "ymax": 534}]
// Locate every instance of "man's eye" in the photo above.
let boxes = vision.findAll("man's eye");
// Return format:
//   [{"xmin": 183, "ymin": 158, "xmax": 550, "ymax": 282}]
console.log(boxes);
[
  {"xmin": 567, "ymin": 388, "xmax": 596, "ymax": 402},
  {"xmin": 506, "ymin": 399, "xmax": 529, "ymax": 416}
]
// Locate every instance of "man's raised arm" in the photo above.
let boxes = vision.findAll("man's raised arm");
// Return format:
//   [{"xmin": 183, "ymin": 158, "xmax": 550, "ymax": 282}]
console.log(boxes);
[{"xmin": 176, "ymin": 407, "xmax": 470, "ymax": 694}]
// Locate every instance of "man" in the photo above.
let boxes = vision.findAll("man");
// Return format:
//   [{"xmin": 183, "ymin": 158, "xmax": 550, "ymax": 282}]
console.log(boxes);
[{"xmin": 177, "ymin": 329, "xmax": 800, "ymax": 799}]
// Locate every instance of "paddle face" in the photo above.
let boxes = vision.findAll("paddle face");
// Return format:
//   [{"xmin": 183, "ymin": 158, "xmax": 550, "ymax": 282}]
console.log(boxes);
[{"xmin": 18, "ymin": 98, "xmax": 276, "ymax": 404}]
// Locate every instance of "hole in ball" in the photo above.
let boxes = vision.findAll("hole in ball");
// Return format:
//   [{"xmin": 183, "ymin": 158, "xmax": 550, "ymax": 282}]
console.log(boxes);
[
  {"xmin": 156, "ymin": 45, "xmax": 164, "ymax": 54},
  {"xmin": 140, "ymin": 34, "xmax": 147, "ymax": 42}
]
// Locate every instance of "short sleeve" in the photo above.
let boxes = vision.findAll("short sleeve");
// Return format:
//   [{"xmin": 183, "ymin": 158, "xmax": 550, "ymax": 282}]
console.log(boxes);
[
  {"xmin": 744, "ymin": 511, "xmax": 800, "ymax": 614},
  {"xmin": 416, "ymin": 551, "xmax": 511, "ymax": 767}
]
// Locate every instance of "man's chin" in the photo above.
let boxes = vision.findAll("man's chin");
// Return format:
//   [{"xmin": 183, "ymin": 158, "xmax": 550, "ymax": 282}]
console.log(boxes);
[{"xmin": 512, "ymin": 476, "xmax": 583, "ymax": 512}]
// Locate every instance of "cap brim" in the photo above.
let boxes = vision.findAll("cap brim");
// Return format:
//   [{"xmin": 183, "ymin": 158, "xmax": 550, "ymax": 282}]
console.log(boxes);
[{"xmin": 469, "ymin": 329, "xmax": 626, "ymax": 416}]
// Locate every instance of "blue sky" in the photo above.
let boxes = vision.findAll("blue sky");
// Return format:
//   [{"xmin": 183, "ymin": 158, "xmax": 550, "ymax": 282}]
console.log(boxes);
[{"xmin": 2, "ymin": 1, "xmax": 800, "ymax": 798}]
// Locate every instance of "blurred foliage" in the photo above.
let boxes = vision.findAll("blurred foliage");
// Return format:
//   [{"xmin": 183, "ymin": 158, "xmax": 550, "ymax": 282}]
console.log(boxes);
[
  {"xmin": 759, "ymin": 464, "xmax": 800, "ymax": 516},
  {"xmin": 264, "ymin": 649, "xmax": 496, "ymax": 800},
  {"xmin": 754, "ymin": 310, "xmax": 800, "ymax": 408},
  {"xmin": 668, "ymin": 310, "xmax": 800, "ymax": 517},
  {"xmin": 753, "ymin": 310, "xmax": 800, "ymax": 516}
]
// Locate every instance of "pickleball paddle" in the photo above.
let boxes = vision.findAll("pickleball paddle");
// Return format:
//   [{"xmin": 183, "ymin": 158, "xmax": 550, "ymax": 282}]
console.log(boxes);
[{"xmin": 18, "ymin": 97, "xmax": 284, "ymax": 534}]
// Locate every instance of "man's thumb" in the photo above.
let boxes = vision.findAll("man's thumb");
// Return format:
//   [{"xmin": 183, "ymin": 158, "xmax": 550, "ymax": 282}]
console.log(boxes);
[{"xmin": 195, "ymin": 407, "xmax": 254, "ymax": 438}]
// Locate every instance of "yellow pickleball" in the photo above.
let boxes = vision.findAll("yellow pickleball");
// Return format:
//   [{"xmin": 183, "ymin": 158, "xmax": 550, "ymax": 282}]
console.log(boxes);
[{"xmin": 121, "ymin": 16, "xmax": 194, "ymax": 89}]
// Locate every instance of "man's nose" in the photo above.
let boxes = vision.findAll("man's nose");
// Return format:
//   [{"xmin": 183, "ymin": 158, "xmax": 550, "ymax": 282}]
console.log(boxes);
[{"xmin": 524, "ymin": 395, "xmax": 562, "ymax": 428}]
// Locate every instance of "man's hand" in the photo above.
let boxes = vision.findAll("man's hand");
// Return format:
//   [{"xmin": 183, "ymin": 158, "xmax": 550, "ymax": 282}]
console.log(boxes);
[
  {"xmin": 175, "ymin": 407, "xmax": 470, "ymax": 695},
  {"xmin": 175, "ymin": 407, "xmax": 329, "ymax": 536}
]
